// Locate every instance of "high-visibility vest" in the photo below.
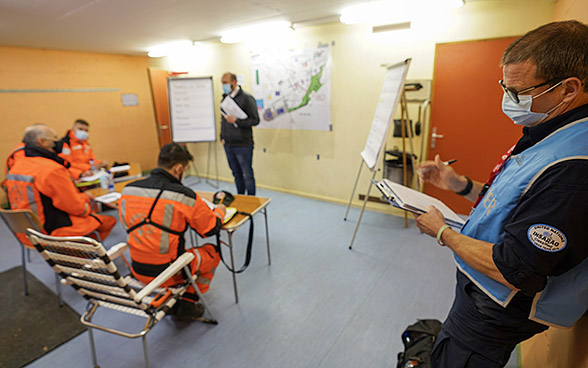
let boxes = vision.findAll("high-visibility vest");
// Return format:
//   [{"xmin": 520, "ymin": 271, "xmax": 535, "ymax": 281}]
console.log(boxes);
[{"xmin": 458, "ymin": 117, "xmax": 588, "ymax": 327}]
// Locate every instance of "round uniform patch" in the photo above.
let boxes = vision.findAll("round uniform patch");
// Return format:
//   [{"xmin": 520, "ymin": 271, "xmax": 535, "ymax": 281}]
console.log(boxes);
[
  {"xmin": 61, "ymin": 147, "xmax": 71, "ymax": 155},
  {"xmin": 527, "ymin": 224, "xmax": 567, "ymax": 252}
]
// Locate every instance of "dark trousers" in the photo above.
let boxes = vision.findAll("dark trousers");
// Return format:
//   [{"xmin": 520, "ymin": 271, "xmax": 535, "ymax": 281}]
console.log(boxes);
[
  {"xmin": 431, "ymin": 271, "xmax": 547, "ymax": 368},
  {"xmin": 224, "ymin": 145, "xmax": 255, "ymax": 195}
]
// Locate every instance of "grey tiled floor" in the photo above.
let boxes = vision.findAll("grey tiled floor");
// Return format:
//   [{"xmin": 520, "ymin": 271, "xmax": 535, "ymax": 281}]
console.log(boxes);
[{"xmin": 1, "ymin": 178, "xmax": 516, "ymax": 367}]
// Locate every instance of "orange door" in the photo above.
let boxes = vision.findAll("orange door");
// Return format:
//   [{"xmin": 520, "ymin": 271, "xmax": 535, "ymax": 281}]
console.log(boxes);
[
  {"xmin": 425, "ymin": 37, "xmax": 522, "ymax": 214},
  {"xmin": 148, "ymin": 68, "xmax": 172, "ymax": 147}
]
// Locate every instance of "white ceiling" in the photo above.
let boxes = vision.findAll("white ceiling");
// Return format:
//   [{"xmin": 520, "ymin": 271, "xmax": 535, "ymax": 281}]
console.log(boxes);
[{"xmin": 0, "ymin": 0, "xmax": 366, "ymax": 55}]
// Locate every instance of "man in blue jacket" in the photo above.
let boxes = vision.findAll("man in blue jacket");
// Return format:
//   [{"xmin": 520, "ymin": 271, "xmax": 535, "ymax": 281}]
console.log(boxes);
[
  {"xmin": 220, "ymin": 72, "xmax": 260, "ymax": 195},
  {"xmin": 416, "ymin": 20, "xmax": 588, "ymax": 367}
]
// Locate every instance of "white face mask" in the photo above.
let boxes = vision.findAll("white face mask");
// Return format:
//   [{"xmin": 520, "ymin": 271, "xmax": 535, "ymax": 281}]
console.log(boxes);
[
  {"xmin": 75, "ymin": 130, "xmax": 89, "ymax": 141},
  {"xmin": 501, "ymin": 81, "xmax": 564, "ymax": 127}
]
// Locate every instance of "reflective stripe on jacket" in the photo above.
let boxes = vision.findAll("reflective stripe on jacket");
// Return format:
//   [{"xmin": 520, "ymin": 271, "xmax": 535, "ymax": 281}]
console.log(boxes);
[
  {"xmin": 5, "ymin": 146, "xmax": 96, "ymax": 236},
  {"xmin": 118, "ymin": 168, "xmax": 225, "ymax": 268}
]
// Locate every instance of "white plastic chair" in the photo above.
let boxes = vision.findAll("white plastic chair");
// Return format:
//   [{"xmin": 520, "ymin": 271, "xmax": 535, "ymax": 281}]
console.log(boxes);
[{"xmin": 26, "ymin": 228, "xmax": 217, "ymax": 368}]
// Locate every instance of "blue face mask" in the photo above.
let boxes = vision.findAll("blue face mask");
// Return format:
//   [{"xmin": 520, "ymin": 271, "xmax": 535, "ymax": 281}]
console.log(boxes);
[
  {"xmin": 222, "ymin": 84, "xmax": 232, "ymax": 95},
  {"xmin": 75, "ymin": 130, "xmax": 89, "ymax": 141},
  {"xmin": 501, "ymin": 81, "xmax": 564, "ymax": 127}
]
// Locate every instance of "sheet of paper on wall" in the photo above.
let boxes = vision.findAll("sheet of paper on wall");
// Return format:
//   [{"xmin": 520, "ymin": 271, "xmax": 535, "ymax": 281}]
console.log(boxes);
[
  {"xmin": 121, "ymin": 93, "xmax": 138, "ymax": 106},
  {"xmin": 220, "ymin": 97, "xmax": 248, "ymax": 119},
  {"xmin": 373, "ymin": 178, "xmax": 465, "ymax": 228},
  {"xmin": 237, "ymin": 73, "xmax": 246, "ymax": 88}
]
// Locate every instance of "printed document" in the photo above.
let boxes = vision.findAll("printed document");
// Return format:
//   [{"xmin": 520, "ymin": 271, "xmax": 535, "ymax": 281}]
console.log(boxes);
[
  {"xmin": 202, "ymin": 197, "xmax": 238, "ymax": 224},
  {"xmin": 93, "ymin": 192, "xmax": 122, "ymax": 204},
  {"xmin": 374, "ymin": 179, "xmax": 465, "ymax": 228},
  {"xmin": 220, "ymin": 97, "xmax": 248, "ymax": 119}
]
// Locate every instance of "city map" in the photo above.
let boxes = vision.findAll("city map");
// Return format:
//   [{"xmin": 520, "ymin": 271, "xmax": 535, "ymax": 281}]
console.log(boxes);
[{"xmin": 251, "ymin": 45, "xmax": 332, "ymax": 131}]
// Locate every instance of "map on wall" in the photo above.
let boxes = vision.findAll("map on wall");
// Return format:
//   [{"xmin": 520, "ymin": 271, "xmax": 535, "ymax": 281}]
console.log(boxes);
[{"xmin": 251, "ymin": 44, "xmax": 332, "ymax": 131}]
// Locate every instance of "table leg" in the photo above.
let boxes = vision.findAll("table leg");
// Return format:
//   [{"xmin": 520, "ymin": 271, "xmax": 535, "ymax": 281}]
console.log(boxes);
[
  {"xmin": 228, "ymin": 231, "xmax": 239, "ymax": 303},
  {"xmin": 263, "ymin": 208, "xmax": 271, "ymax": 265}
]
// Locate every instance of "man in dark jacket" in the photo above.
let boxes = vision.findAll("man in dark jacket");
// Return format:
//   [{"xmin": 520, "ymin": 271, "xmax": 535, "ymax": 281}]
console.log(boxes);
[{"xmin": 220, "ymin": 72, "xmax": 260, "ymax": 195}]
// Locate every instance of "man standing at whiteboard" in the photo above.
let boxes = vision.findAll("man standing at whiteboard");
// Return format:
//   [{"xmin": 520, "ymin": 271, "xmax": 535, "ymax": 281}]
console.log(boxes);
[{"xmin": 220, "ymin": 72, "xmax": 260, "ymax": 195}]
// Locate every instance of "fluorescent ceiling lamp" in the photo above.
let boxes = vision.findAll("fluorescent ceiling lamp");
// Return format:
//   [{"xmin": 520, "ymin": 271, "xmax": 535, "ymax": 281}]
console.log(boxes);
[
  {"xmin": 340, "ymin": 0, "xmax": 463, "ymax": 25},
  {"xmin": 220, "ymin": 20, "xmax": 293, "ymax": 44},
  {"xmin": 147, "ymin": 40, "xmax": 193, "ymax": 58}
]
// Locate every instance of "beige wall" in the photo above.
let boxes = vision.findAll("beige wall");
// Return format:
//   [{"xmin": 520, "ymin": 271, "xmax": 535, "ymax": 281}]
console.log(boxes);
[
  {"xmin": 150, "ymin": 0, "xmax": 555, "ymax": 211},
  {"xmin": 555, "ymin": 0, "xmax": 588, "ymax": 22},
  {"xmin": 0, "ymin": 46, "xmax": 159, "ymax": 204}
]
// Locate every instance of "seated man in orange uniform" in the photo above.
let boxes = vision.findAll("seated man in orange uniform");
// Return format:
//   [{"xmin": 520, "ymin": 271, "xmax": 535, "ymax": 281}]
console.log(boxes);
[
  {"xmin": 119, "ymin": 143, "xmax": 225, "ymax": 321},
  {"xmin": 60, "ymin": 119, "xmax": 108, "ymax": 179},
  {"xmin": 4, "ymin": 124, "xmax": 54, "ymax": 176},
  {"xmin": 5, "ymin": 124, "xmax": 116, "ymax": 241}
]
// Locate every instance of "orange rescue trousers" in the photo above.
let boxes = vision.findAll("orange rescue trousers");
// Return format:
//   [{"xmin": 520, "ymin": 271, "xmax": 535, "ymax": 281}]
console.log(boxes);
[
  {"xmin": 51, "ymin": 214, "xmax": 116, "ymax": 242},
  {"xmin": 132, "ymin": 244, "xmax": 220, "ymax": 295}
]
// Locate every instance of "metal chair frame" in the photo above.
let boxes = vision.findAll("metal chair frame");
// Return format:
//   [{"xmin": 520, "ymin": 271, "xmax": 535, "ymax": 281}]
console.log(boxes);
[
  {"xmin": 26, "ymin": 228, "xmax": 217, "ymax": 368},
  {"xmin": 0, "ymin": 208, "xmax": 62, "ymax": 301}
]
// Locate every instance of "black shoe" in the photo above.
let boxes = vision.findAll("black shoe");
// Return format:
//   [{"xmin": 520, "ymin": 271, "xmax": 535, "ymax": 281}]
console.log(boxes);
[{"xmin": 175, "ymin": 301, "xmax": 205, "ymax": 321}]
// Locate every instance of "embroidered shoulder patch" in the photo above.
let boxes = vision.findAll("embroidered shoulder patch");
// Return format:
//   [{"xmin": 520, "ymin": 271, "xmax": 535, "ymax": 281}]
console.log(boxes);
[{"xmin": 527, "ymin": 224, "xmax": 567, "ymax": 252}]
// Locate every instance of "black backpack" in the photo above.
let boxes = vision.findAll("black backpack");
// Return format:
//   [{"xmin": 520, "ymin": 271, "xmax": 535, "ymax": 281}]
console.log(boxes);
[{"xmin": 397, "ymin": 319, "xmax": 442, "ymax": 368}]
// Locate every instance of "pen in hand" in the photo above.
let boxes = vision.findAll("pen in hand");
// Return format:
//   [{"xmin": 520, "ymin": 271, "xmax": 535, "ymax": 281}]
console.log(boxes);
[{"xmin": 417, "ymin": 159, "xmax": 457, "ymax": 174}]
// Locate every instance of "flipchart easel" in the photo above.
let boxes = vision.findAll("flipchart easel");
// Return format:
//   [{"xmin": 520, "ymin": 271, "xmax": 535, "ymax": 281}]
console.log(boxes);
[
  {"xmin": 344, "ymin": 59, "xmax": 416, "ymax": 249},
  {"xmin": 167, "ymin": 76, "xmax": 220, "ymax": 189}
]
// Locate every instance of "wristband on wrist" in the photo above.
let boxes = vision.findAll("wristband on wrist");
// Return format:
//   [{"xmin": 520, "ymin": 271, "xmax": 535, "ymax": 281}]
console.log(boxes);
[
  {"xmin": 455, "ymin": 176, "xmax": 473, "ymax": 196},
  {"xmin": 436, "ymin": 224, "xmax": 451, "ymax": 246}
]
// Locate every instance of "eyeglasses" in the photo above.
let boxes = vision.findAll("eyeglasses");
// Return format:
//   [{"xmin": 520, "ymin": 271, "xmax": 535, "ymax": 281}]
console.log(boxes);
[{"xmin": 499, "ymin": 77, "xmax": 567, "ymax": 104}]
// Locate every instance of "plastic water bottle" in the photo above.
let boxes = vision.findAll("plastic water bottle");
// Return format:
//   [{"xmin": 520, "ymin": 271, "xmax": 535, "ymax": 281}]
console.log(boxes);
[
  {"xmin": 89, "ymin": 159, "xmax": 96, "ymax": 172},
  {"xmin": 106, "ymin": 170, "xmax": 115, "ymax": 192},
  {"xmin": 99, "ymin": 169, "xmax": 108, "ymax": 189}
]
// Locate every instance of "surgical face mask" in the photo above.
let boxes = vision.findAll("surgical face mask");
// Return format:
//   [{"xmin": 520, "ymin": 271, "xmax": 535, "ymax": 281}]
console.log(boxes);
[
  {"xmin": 222, "ymin": 83, "xmax": 232, "ymax": 95},
  {"xmin": 501, "ymin": 81, "xmax": 564, "ymax": 127},
  {"xmin": 75, "ymin": 129, "xmax": 89, "ymax": 141}
]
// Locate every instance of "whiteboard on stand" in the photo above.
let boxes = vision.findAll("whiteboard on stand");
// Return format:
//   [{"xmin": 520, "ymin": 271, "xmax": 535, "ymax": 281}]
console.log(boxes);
[
  {"xmin": 360, "ymin": 59, "xmax": 411, "ymax": 170},
  {"xmin": 168, "ymin": 76, "xmax": 216, "ymax": 143}
]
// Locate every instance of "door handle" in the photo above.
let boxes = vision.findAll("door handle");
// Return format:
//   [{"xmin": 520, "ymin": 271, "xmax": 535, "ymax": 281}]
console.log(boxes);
[{"xmin": 431, "ymin": 127, "xmax": 444, "ymax": 149}]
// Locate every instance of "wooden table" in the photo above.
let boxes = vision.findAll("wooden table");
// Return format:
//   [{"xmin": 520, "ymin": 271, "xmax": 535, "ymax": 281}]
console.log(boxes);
[
  {"xmin": 85, "ymin": 184, "xmax": 271, "ymax": 303},
  {"xmin": 76, "ymin": 162, "xmax": 142, "ymax": 190},
  {"xmin": 84, "ymin": 180, "xmax": 138, "ymax": 209},
  {"xmin": 194, "ymin": 192, "xmax": 271, "ymax": 303}
]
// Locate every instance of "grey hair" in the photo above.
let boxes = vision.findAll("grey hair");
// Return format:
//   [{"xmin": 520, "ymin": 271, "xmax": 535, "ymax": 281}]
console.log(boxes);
[{"xmin": 22, "ymin": 124, "xmax": 49, "ymax": 147}]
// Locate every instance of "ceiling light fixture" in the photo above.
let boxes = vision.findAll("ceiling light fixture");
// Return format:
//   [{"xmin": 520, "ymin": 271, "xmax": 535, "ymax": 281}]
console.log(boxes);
[
  {"xmin": 340, "ymin": 0, "xmax": 463, "ymax": 26},
  {"xmin": 220, "ymin": 20, "xmax": 293, "ymax": 44},
  {"xmin": 147, "ymin": 40, "xmax": 193, "ymax": 58}
]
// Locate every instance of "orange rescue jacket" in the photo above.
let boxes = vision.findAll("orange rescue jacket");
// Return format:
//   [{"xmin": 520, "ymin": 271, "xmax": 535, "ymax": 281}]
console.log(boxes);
[
  {"xmin": 5, "ymin": 146, "xmax": 103, "ymax": 237},
  {"xmin": 59, "ymin": 130, "xmax": 102, "ymax": 179},
  {"xmin": 119, "ymin": 169, "xmax": 225, "ymax": 270},
  {"xmin": 4, "ymin": 142, "xmax": 25, "ymax": 177}
]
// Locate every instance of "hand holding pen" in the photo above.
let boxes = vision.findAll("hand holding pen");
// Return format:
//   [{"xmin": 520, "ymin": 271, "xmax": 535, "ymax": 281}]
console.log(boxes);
[{"xmin": 417, "ymin": 155, "xmax": 463, "ymax": 192}]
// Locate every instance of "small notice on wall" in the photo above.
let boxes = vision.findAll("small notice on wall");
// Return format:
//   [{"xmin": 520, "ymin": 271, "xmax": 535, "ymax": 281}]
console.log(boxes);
[{"xmin": 121, "ymin": 93, "xmax": 138, "ymax": 106}]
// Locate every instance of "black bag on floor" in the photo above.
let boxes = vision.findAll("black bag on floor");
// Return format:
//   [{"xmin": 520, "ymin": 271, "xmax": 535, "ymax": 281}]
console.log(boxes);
[{"xmin": 397, "ymin": 319, "xmax": 442, "ymax": 368}]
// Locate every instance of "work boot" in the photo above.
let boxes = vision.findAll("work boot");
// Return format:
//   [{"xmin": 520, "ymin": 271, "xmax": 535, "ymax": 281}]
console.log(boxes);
[{"xmin": 175, "ymin": 300, "xmax": 205, "ymax": 321}]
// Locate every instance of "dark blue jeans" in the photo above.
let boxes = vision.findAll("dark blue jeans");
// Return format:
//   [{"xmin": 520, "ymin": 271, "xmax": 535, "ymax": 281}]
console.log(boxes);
[{"xmin": 223, "ymin": 145, "xmax": 256, "ymax": 195}]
